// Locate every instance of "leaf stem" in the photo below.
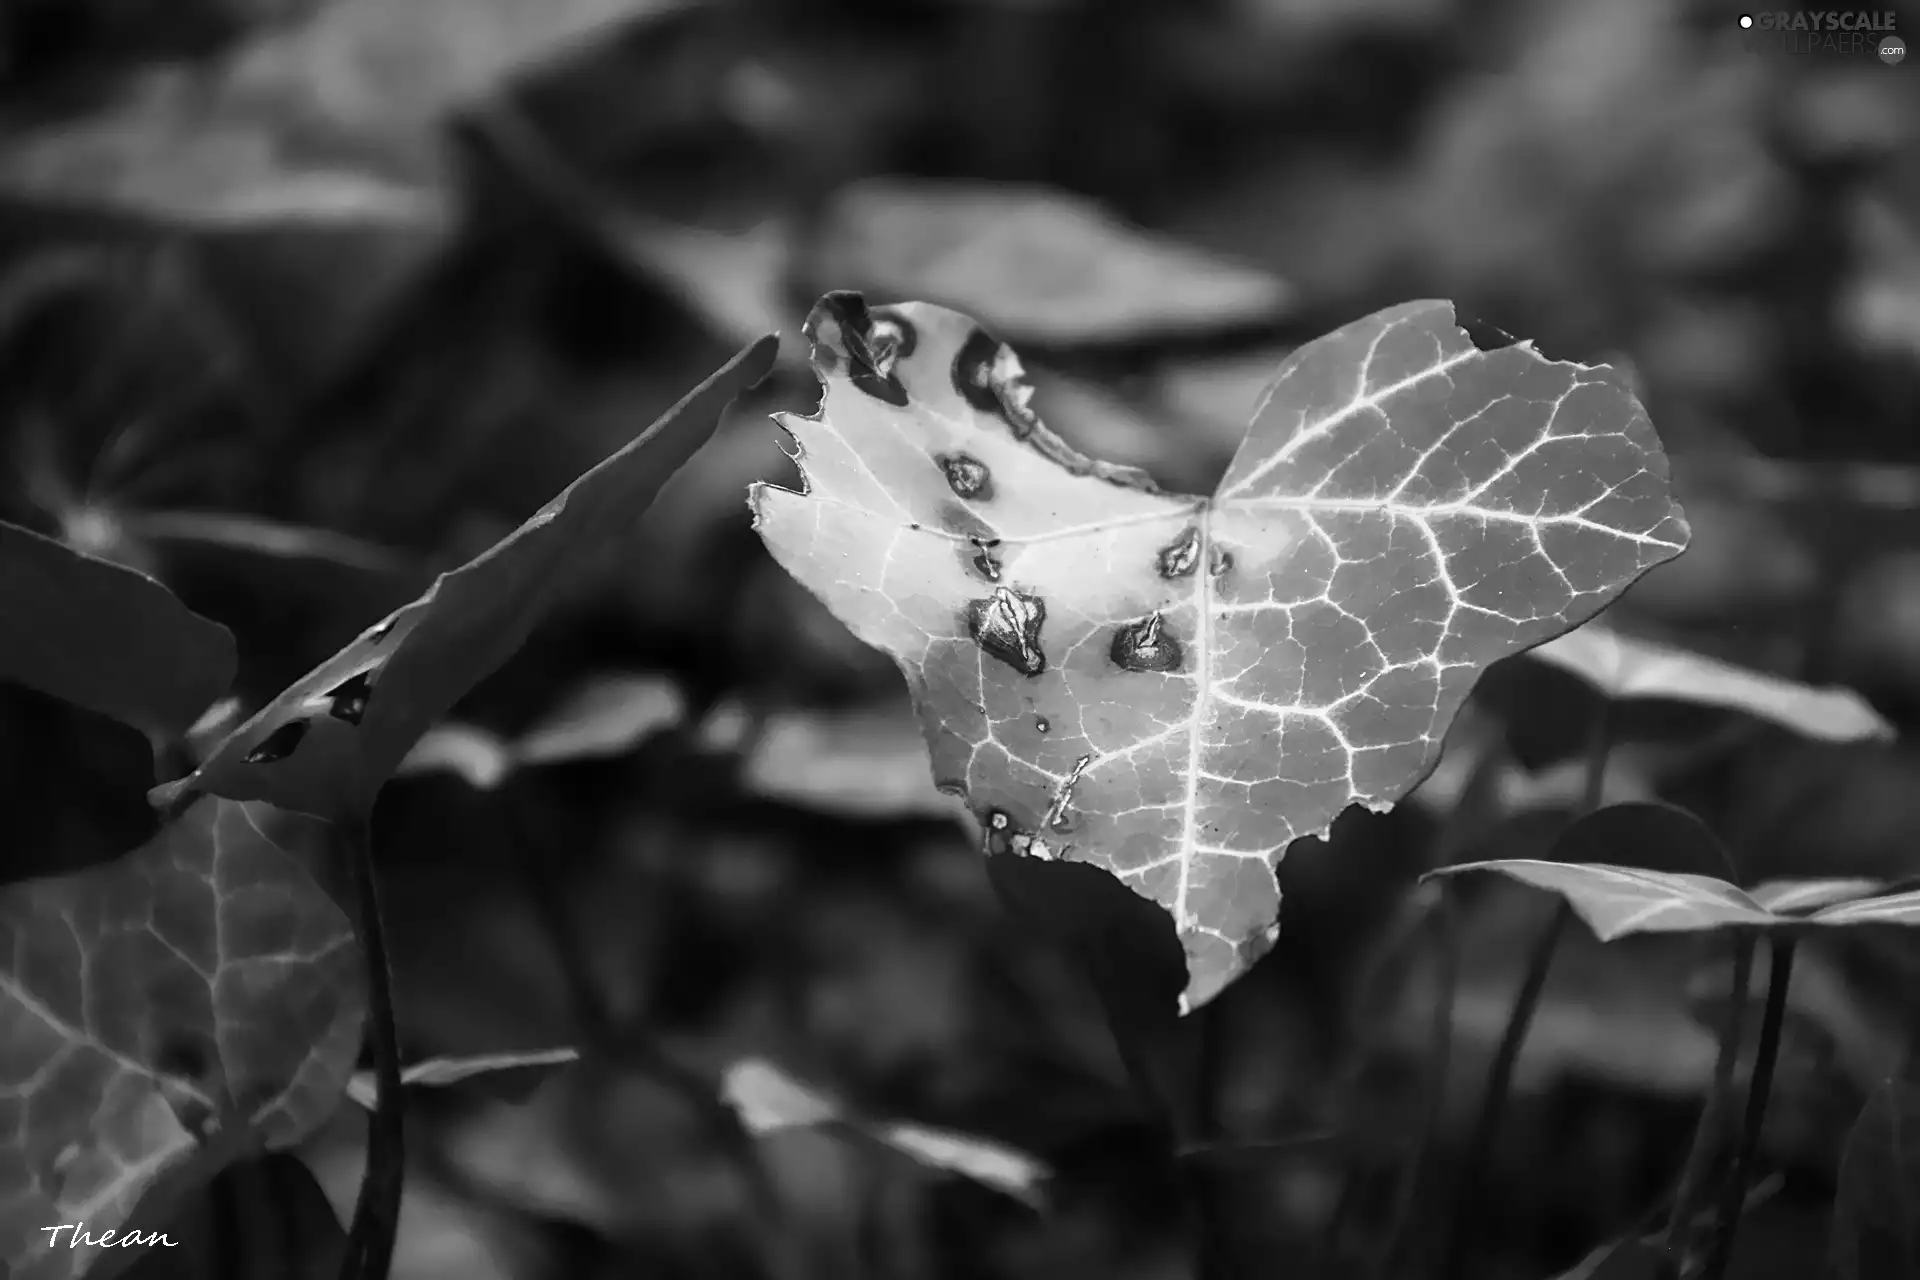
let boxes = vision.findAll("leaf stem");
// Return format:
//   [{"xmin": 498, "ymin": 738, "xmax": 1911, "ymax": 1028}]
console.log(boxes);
[
  {"xmin": 338, "ymin": 814, "xmax": 405, "ymax": 1280},
  {"xmin": 1441, "ymin": 701, "xmax": 1613, "ymax": 1279},
  {"xmin": 1441, "ymin": 897, "xmax": 1571, "ymax": 1280},
  {"xmin": 1656, "ymin": 932, "xmax": 1756, "ymax": 1278},
  {"xmin": 1699, "ymin": 937, "xmax": 1795, "ymax": 1280},
  {"xmin": 1374, "ymin": 890, "xmax": 1458, "ymax": 1280}
]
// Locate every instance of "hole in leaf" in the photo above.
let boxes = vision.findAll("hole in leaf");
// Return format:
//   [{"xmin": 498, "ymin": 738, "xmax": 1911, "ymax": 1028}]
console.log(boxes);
[
  {"xmin": 323, "ymin": 670, "xmax": 374, "ymax": 725},
  {"xmin": 966, "ymin": 588, "xmax": 1047, "ymax": 676},
  {"xmin": 811, "ymin": 291, "xmax": 910, "ymax": 407},
  {"xmin": 969, "ymin": 537, "xmax": 1002, "ymax": 582},
  {"xmin": 245, "ymin": 718, "xmax": 309, "ymax": 764},
  {"xmin": 1111, "ymin": 613, "xmax": 1184, "ymax": 673},
  {"xmin": 1157, "ymin": 525, "xmax": 1202, "ymax": 579}
]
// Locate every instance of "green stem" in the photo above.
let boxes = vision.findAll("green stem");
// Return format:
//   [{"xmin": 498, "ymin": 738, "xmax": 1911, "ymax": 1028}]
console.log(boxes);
[
  {"xmin": 1656, "ymin": 932, "xmax": 1756, "ymax": 1278},
  {"xmin": 1441, "ymin": 898, "xmax": 1572, "ymax": 1280},
  {"xmin": 338, "ymin": 815, "xmax": 404, "ymax": 1280},
  {"xmin": 1441, "ymin": 703, "xmax": 1613, "ymax": 1280},
  {"xmin": 1374, "ymin": 892, "xmax": 1458, "ymax": 1280},
  {"xmin": 1699, "ymin": 938, "xmax": 1795, "ymax": 1280}
]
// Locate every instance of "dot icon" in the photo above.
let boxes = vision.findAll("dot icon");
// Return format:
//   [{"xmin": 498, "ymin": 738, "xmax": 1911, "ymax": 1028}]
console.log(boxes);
[
  {"xmin": 1882, "ymin": 35, "xmax": 1907, "ymax": 65},
  {"xmin": 1739, "ymin": 13, "xmax": 1753, "ymax": 27}
]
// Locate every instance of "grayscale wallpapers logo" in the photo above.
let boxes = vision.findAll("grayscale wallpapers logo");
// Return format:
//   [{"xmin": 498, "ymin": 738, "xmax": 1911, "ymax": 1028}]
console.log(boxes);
[{"xmin": 1737, "ymin": 10, "xmax": 1906, "ymax": 61}]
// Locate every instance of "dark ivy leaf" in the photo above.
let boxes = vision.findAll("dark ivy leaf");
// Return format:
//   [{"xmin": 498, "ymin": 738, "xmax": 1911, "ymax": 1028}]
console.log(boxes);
[
  {"xmin": 150, "ymin": 335, "xmax": 777, "ymax": 820},
  {"xmin": 0, "ymin": 519, "xmax": 235, "ymax": 743},
  {"xmin": 0, "ymin": 797, "xmax": 363, "ymax": 1280},
  {"xmin": 752, "ymin": 293, "xmax": 1688, "ymax": 1008}
]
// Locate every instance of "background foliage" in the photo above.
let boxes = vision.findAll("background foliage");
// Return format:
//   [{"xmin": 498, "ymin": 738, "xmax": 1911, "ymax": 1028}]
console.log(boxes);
[{"xmin": 2, "ymin": 0, "xmax": 1918, "ymax": 1277}]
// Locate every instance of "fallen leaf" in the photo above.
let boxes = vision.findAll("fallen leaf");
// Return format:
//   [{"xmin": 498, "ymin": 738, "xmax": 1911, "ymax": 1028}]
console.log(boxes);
[
  {"xmin": 396, "ymin": 723, "xmax": 519, "ymax": 791},
  {"xmin": 512, "ymin": 674, "xmax": 684, "ymax": 767},
  {"xmin": 344, "ymin": 1048, "xmax": 581, "ymax": 1110},
  {"xmin": 720, "ymin": 1058, "xmax": 1048, "ymax": 1205},
  {"xmin": 1831, "ymin": 1071, "xmax": 1920, "ymax": 1280},
  {"xmin": 752, "ymin": 293, "xmax": 1687, "ymax": 1006},
  {"xmin": 0, "ymin": 797, "xmax": 364, "ymax": 1280},
  {"xmin": 1527, "ymin": 621, "xmax": 1893, "ymax": 743},
  {"xmin": 739, "ymin": 703, "xmax": 973, "ymax": 821},
  {"xmin": 395, "ymin": 675, "xmax": 684, "ymax": 791},
  {"xmin": 0, "ymin": 519, "xmax": 236, "ymax": 744},
  {"xmin": 152, "ymin": 335, "xmax": 776, "ymax": 820},
  {"xmin": 809, "ymin": 180, "xmax": 1292, "ymax": 346}
]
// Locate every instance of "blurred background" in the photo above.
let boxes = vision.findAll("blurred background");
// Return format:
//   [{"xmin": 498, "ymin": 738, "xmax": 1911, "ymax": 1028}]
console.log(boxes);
[{"xmin": 1, "ymin": 0, "xmax": 1918, "ymax": 1277}]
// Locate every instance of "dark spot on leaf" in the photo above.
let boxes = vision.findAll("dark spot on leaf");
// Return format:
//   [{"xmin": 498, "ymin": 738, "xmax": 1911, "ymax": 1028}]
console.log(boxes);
[
  {"xmin": 952, "ymin": 327, "xmax": 1040, "ymax": 439},
  {"xmin": 812, "ymin": 291, "xmax": 909, "ymax": 407},
  {"xmin": 1111, "ymin": 613, "xmax": 1184, "ymax": 674},
  {"xmin": 966, "ymin": 587, "xmax": 1047, "ymax": 677},
  {"xmin": 909, "ymin": 522, "xmax": 921, "ymax": 531},
  {"xmin": 1209, "ymin": 546, "xmax": 1234, "ymax": 578},
  {"xmin": 365, "ymin": 614, "xmax": 399, "ymax": 644},
  {"xmin": 939, "ymin": 501, "xmax": 999, "ymax": 545},
  {"xmin": 245, "ymin": 718, "xmax": 309, "ymax": 764},
  {"xmin": 1461, "ymin": 314, "xmax": 1521, "ymax": 352},
  {"xmin": 869, "ymin": 307, "xmax": 918, "ymax": 360},
  {"xmin": 1158, "ymin": 525, "xmax": 1202, "ymax": 578},
  {"xmin": 323, "ymin": 670, "xmax": 374, "ymax": 725},
  {"xmin": 1035, "ymin": 716, "xmax": 1050, "ymax": 733},
  {"xmin": 939, "ymin": 452, "xmax": 994, "ymax": 500},
  {"xmin": 970, "ymin": 538, "xmax": 1002, "ymax": 582}
]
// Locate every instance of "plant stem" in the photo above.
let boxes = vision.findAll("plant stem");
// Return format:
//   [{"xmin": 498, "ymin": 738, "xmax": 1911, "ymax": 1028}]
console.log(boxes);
[
  {"xmin": 1656, "ymin": 932, "xmax": 1756, "ymax": 1279},
  {"xmin": 338, "ymin": 815, "xmax": 404, "ymax": 1280},
  {"xmin": 1441, "ymin": 705, "xmax": 1613, "ymax": 1279},
  {"xmin": 1698, "ymin": 938, "xmax": 1795, "ymax": 1280},
  {"xmin": 1374, "ymin": 891, "xmax": 1458, "ymax": 1280},
  {"xmin": 1440, "ymin": 897, "xmax": 1571, "ymax": 1280}
]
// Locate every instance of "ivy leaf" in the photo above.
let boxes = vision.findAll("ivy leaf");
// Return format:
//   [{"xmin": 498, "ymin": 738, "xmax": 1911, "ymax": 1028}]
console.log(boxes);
[
  {"xmin": 1831, "ymin": 1071, "xmax": 1920, "ymax": 1280},
  {"xmin": 752, "ymin": 293, "xmax": 1687, "ymax": 1007},
  {"xmin": 1747, "ymin": 879, "xmax": 1885, "ymax": 916},
  {"xmin": 0, "ymin": 520, "xmax": 236, "ymax": 744},
  {"xmin": 719, "ymin": 1058, "xmax": 1048, "ymax": 1206},
  {"xmin": 1801, "ymin": 888, "xmax": 1920, "ymax": 928},
  {"xmin": 0, "ymin": 797, "xmax": 364, "ymax": 1280},
  {"xmin": 1434, "ymin": 859, "xmax": 1777, "ymax": 940},
  {"xmin": 150, "ymin": 335, "xmax": 777, "ymax": 821},
  {"xmin": 1527, "ymin": 621, "xmax": 1894, "ymax": 743}
]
